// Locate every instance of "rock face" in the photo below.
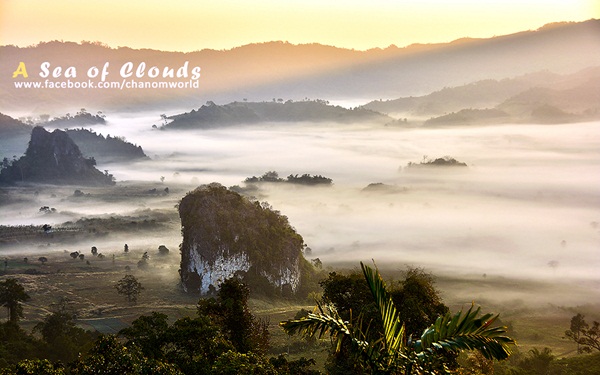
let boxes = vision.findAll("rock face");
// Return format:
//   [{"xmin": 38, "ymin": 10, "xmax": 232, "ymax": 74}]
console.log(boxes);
[
  {"xmin": 0, "ymin": 126, "xmax": 115, "ymax": 185},
  {"xmin": 179, "ymin": 183, "xmax": 305, "ymax": 295}
]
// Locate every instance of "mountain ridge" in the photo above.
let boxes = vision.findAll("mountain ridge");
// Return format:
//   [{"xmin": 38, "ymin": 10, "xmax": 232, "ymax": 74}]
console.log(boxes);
[{"xmin": 2, "ymin": 19, "xmax": 599, "ymax": 113}]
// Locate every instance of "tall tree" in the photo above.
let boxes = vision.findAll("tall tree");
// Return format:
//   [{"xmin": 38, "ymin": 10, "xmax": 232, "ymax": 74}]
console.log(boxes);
[
  {"xmin": 198, "ymin": 277, "xmax": 269, "ymax": 354},
  {"xmin": 115, "ymin": 275, "xmax": 144, "ymax": 304},
  {"xmin": 565, "ymin": 313, "xmax": 600, "ymax": 353},
  {"xmin": 280, "ymin": 262, "xmax": 515, "ymax": 375},
  {"xmin": 0, "ymin": 278, "xmax": 31, "ymax": 323}
]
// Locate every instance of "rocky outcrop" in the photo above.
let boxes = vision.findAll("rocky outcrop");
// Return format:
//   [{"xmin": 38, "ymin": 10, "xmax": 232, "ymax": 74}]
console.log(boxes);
[
  {"xmin": 0, "ymin": 126, "xmax": 115, "ymax": 185},
  {"xmin": 178, "ymin": 183, "xmax": 305, "ymax": 295}
]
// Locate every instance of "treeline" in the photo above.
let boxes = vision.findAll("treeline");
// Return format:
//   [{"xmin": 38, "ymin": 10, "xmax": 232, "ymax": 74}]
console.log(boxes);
[{"xmin": 244, "ymin": 171, "xmax": 333, "ymax": 186}]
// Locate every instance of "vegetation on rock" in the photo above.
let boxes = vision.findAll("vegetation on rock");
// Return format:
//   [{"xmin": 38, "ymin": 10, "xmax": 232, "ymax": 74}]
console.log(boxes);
[{"xmin": 178, "ymin": 183, "xmax": 313, "ymax": 296}]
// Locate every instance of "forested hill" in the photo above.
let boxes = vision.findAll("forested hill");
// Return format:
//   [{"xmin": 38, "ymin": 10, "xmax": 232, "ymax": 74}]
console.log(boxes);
[
  {"xmin": 65, "ymin": 129, "xmax": 148, "ymax": 163},
  {"xmin": 165, "ymin": 100, "xmax": 392, "ymax": 129}
]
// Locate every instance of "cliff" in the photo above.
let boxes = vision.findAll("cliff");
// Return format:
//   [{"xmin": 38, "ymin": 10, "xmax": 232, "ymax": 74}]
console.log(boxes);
[
  {"xmin": 178, "ymin": 183, "xmax": 306, "ymax": 295},
  {"xmin": 0, "ymin": 126, "xmax": 115, "ymax": 185}
]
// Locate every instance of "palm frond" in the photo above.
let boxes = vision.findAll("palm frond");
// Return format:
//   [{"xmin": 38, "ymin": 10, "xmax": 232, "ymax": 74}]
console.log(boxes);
[
  {"xmin": 361, "ymin": 262, "xmax": 405, "ymax": 354},
  {"xmin": 414, "ymin": 304, "xmax": 515, "ymax": 360},
  {"xmin": 279, "ymin": 302, "xmax": 368, "ymax": 352}
]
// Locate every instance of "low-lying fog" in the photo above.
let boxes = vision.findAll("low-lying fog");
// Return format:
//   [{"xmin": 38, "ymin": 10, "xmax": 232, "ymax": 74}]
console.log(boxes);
[
  {"xmin": 112, "ymin": 115, "xmax": 599, "ymax": 277},
  {"xmin": 4, "ymin": 113, "xmax": 600, "ymax": 304}
]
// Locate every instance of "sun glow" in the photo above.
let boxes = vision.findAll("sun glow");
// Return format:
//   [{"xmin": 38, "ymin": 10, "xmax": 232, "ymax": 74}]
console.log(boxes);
[{"xmin": 0, "ymin": 0, "xmax": 597, "ymax": 51}]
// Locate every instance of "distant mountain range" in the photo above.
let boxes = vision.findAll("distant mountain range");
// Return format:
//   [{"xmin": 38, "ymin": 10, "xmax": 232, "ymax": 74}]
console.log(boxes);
[
  {"xmin": 363, "ymin": 66, "xmax": 600, "ymax": 125},
  {"xmin": 1, "ymin": 20, "xmax": 599, "ymax": 113}
]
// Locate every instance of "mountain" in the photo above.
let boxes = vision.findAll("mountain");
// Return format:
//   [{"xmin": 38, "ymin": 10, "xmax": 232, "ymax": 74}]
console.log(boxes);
[
  {"xmin": 421, "ymin": 67, "xmax": 600, "ymax": 125},
  {"xmin": 0, "ymin": 113, "xmax": 33, "ymax": 136},
  {"xmin": 65, "ymin": 129, "xmax": 148, "ymax": 163},
  {"xmin": 361, "ymin": 70, "xmax": 564, "ymax": 117},
  {"xmin": 178, "ymin": 183, "xmax": 309, "ymax": 295},
  {"xmin": 1, "ymin": 20, "xmax": 599, "ymax": 112},
  {"xmin": 165, "ymin": 100, "xmax": 392, "ymax": 129},
  {"xmin": 0, "ymin": 126, "xmax": 115, "ymax": 185}
]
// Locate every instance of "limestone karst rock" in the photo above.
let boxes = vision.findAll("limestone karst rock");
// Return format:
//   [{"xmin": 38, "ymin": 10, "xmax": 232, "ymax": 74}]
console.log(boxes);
[
  {"xmin": 0, "ymin": 126, "xmax": 114, "ymax": 185},
  {"xmin": 178, "ymin": 183, "xmax": 306, "ymax": 295}
]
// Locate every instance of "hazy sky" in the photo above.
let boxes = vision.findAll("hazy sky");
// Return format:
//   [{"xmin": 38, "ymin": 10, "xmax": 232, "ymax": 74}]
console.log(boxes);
[{"xmin": 0, "ymin": 0, "xmax": 597, "ymax": 51}]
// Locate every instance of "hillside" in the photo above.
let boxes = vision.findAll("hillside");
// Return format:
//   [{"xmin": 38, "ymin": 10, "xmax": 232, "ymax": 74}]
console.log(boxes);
[
  {"xmin": 65, "ymin": 129, "xmax": 149, "ymax": 163},
  {"xmin": 1, "ymin": 20, "xmax": 599, "ymax": 112},
  {"xmin": 361, "ymin": 70, "xmax": 563, "ymax": 117},
  {"xmin": 423, "ymin": 69, "xmax": 600, "ymax": 126},
  {"xmin": 165, "ymin": 100, "xmax": 391, "ymax": 129},
  {"xmin": 0, "ymin": 112, "xmax": 33, "ymax": 136}
]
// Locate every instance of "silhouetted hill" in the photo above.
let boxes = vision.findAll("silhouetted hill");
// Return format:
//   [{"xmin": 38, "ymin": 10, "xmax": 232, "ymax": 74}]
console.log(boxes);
[
  {"xmin": 65, "ymin": 129, "xmax": 148, "ymax": 163},
  {"xmin": 0, "ymin": 113, "xmax": 34, "ymax": 162},
  {"xmin": 422, "ymin": 68, "xmax": 600, "ymax": 126},
  {"xmin": 361, "ymin": 71, "xmax": 563, "ymax": 117},
  {"xmin": 0, "ymin": 127, "xmax": 115, "ymax": 185},
  {"xmin": 0, "ymin": 113, "xmax": 33, "ymax": 136},
  {"xmin": 1, "ymin": 20, "xmax": 599, "ymax": 112},
  {"xmin": 165, "ymin": 100, "xmax": 391, "ymax": 129}
]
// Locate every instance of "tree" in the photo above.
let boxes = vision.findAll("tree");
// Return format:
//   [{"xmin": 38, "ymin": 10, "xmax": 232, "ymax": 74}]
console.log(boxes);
[
  {"xmin": 115, "ymin": 275, "xmax": 143, "ymax": 304},
  {"xmin": 33, "ymin": 298, "xmax": 96, "ymax": 363},
  {"xmin": 565, "ymin": 313, "xmax": 600, "ymax": 353},
  {"xmin": 158, "ymin": 245, "xmax": 169, "ymax": 256},
  {"xmin": 0, "ymin": 359, "xmax": 66, "ymax": 375},
  {"xmin": 317, "ymin": 266, "xmax": 450, "ymax": 373},
  {"xmin": 211, "ymin": 351, "xmax": 278, "ymax": 375},
  {"xmin": 198, "ymin": 277, "xmax": 269, "ymax": 354},
  {"xmin": 120, "ymin": 312, "xmax": 235, "ymax": 374},
  {"xmin": 0, "ymin": 279, "xmax": 31, "ymax": 323},
  {"xmin": 69, "ymin": 335, "xmax": 182, "ymax": 375},
  {"xmin": 280, "ymin": 262, "xmax": 515, "ymax": 375}
]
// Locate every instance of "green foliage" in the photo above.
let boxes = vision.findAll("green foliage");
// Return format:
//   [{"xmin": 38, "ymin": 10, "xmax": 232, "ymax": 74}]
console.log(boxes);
[
  {"xmin": 34, "ymin": 310, "xmax": 97, "ymax": 363},
  {"xmin": 120, "ymin": 312, "xmax": 235, "ymax": 374},
  {"xmin": 317, "ymin": 266, "xmax": 451, "ymax": 373},
  {"xmin": 280, "ymin": 262, "xmax": 515, "ymax": 375},
  {"xmin": 0, "ymin": 278, "xmax": 31, "ymax": 323},
  {"xmin": 197, "ymin": 277, "xmax": 269, "ymax": 354},
  {"xmin": 391, "ymin": 267, "xmax": 449, "ymax": 337},
  {"xmin": 0, "ymin": 322, "xmax": 43, "ymax": 368},
  {"xmin": 269, "ymin": 355, "xmax": 322, "ymax": 375},
  {"xmin": 69, "ymin": 335, "xmax": 182, "ymax": 375},
  {"xmin": 211, "ymin": 351, "xmax": 278, "ymax": 375},
  {"xmin": 0, "ymin": 359, "xmax": 66, "ymax": 375}
]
